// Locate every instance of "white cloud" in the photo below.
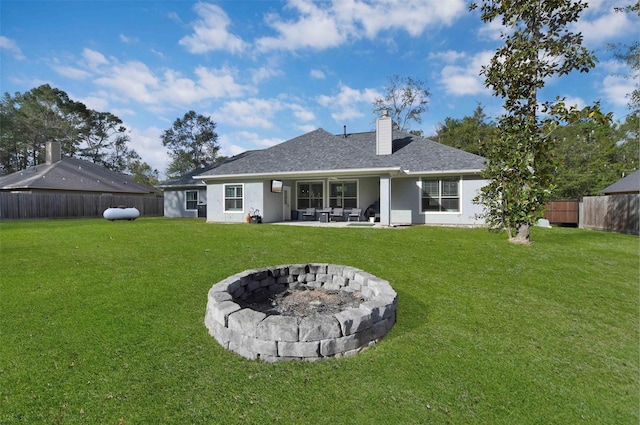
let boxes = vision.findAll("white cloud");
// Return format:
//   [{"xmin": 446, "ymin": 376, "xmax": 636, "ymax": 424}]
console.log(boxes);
[
  {"xmin": 119, "ymin": 34, "xmax": 139, "ymax": 44},
  {"xmin": 439, "ymin": 51, "xmax": 493, "ymax": 96},
  {"xmin": 150, "ymin": 48, "xmax": 165, "ymax": 59},
  {"xmin": 179, "ymin": 3, "xmax": 246, "ymax": 54},
  {"xmin": 218, "ymin": 131, "xmax": 284, "ymax": 156},
  {"xmin": 193, "ymin": 66, "xmax": 255, "ymax": 98},
  {"xmin": 78, "ymin": 95, "xmax": 110, "ymax": 112},
  {"xmin": 334, "ymin": 0, "xmax": 466, "ymax": 38},
  {"xmin": 428, "ymin": 50, "xmax": 467, "ymax": 63},
  {"xmin": 601, "ymin": 74, "xmax": 635, "ymax": 107},
  {"xmin": 560, "ymin": 96, "xmax": 587, "ymax": 110},
  {"xmin": 296, "ymin": 123, "xmax": 317, "ymax": 133},
  {"xmin": 111, "ymin": 108, "xmax": 136, "ymax": 118},
  {"xmin": 289, "ymin": 104, "xmax": 316, "ymax": 122},
  {"xmin": 83, "ymin": 48, "xmax": 109, "ymax": 69},
  {"xmin": 0, "ymin": 36, "xmax": 25, "ymax": 60},
  {"xmin": 256, "ymin": 1, "xmax": 347, "ymax": 52},
  {"xmin": 94, "ymin": 61, "xmax": 159, "ymax": 103},
  {"xmin": 256, "ymin": 0, "xmax": 467, "ymax": 52},
  {"xmin": 317, "ymin": 83, "xmax": 380, "ymax": 122},
  {"xmin": 310, "ymin": 69, "xmax": 326, "ymax": 79},
  {"xmin": 574, "ymin": 7, "xmax": 636, "ymax": 45},
  {"xmin": 53, "ymin": 65, "xmax": 91, "ymax": 80},
  {"xmin": 126, "ymin": 125, "xmax": 169, "ymax": 176},
  {"xmin": 216, "ymin": 98, "xmax": 283, "ymax": 129},
  {"xmin": 91, "ymin": 58, "xmax": 252, "ymax": 105},
  {"xmin": 476, "ymin": 19, "xmax": 506, "ymax": 41},
  {"xmin": 250, "ymin": 66, "xmax": 283, "ymax": 84}
]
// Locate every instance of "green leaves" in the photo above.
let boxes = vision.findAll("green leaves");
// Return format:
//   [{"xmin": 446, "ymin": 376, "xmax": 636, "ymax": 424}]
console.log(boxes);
[
  {"xmin": 471, "ymin": 0, "xmax": 601, "ymax": 243},
  {"xmin": 161, "ymin": 110, "xmax": 219, "ymax": 179}
]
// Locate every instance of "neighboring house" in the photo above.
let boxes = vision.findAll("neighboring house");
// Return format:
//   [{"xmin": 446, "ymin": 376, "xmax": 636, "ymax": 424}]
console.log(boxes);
[
  {"xmin": 0, "ymin": 141, "xmax": 157, "ymax": 196},
  {"xmin": 195, "ymin": 113, "xmax": 488, "ymax": 226},
  {"xmin": 601, "ymin": 170, "xmax": 640, "ymax": 195}
]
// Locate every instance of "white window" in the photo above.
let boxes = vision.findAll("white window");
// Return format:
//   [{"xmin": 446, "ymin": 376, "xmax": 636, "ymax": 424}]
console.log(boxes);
[
  {"xmin": 421, "ymin": 178, "xmax": 460, "ymax": 212},
  {"xmin": 297, "ymin": 182, "xmax": 324, "ymax": 209},
  {"xmin": 224, "ymin": 184, "xmax": 243, "ymax": 212},
  {"xmin": 329, "ymin": 181, "xmax": 358, "ymax": 208},
  {"xmin": 186, "ymin": 190, "xmax": 198, "ymax": 210}
]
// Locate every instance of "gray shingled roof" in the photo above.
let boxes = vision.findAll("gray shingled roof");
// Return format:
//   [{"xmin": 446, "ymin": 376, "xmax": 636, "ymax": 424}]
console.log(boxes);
[
  {"xmin": 158, "ymin": 151, "xmax": 259, "ymax": 188},
  {"xmin": 601, "ymin": 170, "xmax": 640, "ymax": 194},
  {"xmin": 197, "ymin": 128, "xmax": 485, "ymax": 179},
  {"xmin": 0, "ymin": 157, "xmax": 156, "ymax": 194}
]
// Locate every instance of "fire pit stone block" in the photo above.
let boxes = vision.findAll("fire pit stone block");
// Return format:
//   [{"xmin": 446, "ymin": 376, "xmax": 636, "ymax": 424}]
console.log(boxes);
[{"xmin": 204, "ymin": 263, "xmax": 397, "ymax": 361}]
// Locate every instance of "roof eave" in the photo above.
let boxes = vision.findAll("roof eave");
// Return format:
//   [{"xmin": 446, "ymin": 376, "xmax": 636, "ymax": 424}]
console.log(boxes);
[
  {"xmin": 403, "ymin": 168, "xmax": 484, "ymax": 176},
  {"xmin": 157, "ymin": 181, "xmax": 206, "ymax": 189},
  {"xmin": 197, "ymin": 167, "xmax": 404, "ymax": 180}
]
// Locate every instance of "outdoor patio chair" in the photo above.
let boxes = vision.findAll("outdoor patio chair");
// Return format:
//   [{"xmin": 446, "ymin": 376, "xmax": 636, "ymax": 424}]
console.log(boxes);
[
  {"xmin": 302, "ymin": 207, "xmax": 316, "ymax": 221},
  {"xmin": 348, "ymin": 208, "xmax": 362, "ymax": 222},
  {"xmin": 330, "ymin": 207, "xmax": 344, "ymax": 221}
]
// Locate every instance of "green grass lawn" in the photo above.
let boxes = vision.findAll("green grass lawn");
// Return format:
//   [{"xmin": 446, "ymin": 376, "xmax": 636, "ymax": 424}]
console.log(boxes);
[{"xmin": 1, "ymin": 218, "xmax": 637, "ymax": 424}]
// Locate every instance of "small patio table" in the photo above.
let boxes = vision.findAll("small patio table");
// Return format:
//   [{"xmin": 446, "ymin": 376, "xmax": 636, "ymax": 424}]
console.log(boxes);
[{"xmin": 318, "ymin": 208, "xmax": 331, "ymax": 223}]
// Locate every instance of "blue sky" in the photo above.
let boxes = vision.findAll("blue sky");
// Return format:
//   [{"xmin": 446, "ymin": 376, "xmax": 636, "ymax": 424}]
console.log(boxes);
[{"xmin": 1, "ymin": 0, "xmax": 638, "ymax": 178}]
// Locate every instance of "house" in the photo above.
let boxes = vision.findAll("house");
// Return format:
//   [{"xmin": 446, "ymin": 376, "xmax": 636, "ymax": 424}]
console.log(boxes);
[
  {"xmin": 601, "ymin": 170, "xmax": 640, "ymax": 195},
  {"xmin": 158, "ymin": 151, "xmax": 256, "ymax": 218},
  {"xmin": 0, "ymin": 140, "xmax": 157, "ymax": 196},
  {"xmin": 195, "ymin": 113, "xmax": 488, "ymax": 226}
]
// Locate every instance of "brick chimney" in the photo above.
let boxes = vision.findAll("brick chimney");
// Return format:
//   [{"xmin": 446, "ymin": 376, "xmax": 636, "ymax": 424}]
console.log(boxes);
[
  {"xmin": 46, "ymin": 140, "xmax": 62, "ymax": 164},
  {"xmin": 376, "ymin": 109, "xmax": 392, "ymax": 155}
]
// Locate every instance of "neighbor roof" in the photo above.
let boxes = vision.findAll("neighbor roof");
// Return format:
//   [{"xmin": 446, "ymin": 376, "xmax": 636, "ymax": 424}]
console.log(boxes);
[
  {"xmin": 196, "ymin": 128, "xmax": 485, "ymax": 179},
  {"xmin": 0, "ymin": 157, "xmax": 156, "ymax": 194},
  {"xmin": 601, "ymin": 170, "xmax": 640, "ymax": 194}
]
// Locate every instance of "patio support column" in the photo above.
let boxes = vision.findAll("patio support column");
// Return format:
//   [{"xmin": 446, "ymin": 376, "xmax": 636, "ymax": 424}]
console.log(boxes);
[{"xmin": 379, "ymin": 176, "xmax": 391, "ymax": 226}]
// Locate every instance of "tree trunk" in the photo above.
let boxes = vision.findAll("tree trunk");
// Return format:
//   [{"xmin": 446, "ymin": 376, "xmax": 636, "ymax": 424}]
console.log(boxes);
[{"xmin": 510, "ymin": 223, "xmax": 531, "ymax": 245}]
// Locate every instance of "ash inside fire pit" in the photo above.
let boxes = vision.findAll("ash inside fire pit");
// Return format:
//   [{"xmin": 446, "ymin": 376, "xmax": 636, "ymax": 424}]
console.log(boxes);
[{"xmin": 239, "ymin": 287, "xmax": 363, "ymax": 317}]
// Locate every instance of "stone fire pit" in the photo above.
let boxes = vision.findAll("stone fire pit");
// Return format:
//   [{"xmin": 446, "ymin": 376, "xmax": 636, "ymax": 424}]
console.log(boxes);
[{"xmin": 204, "ymin": 263, "xmax": 397, "ymax": 362}]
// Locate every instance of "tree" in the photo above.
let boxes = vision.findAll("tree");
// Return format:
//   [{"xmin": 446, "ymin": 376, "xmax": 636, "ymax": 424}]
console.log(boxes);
[
  {"xmin": 78, "ymin": 110, "xmax": 130, "ymax": 168},
  {"xmin": 612, "ymin": 1, "xmax": 640, "ymax": 111},
  {"xmin": 434, "ymin": 103, "xmax": 498, "ymax": 156},
  {"xmin": 469, "ymin": 0, "xmax": 608, "ymax": 244},
  {"xmin": 161, "ymin": 111, "xmax": 219, "ymax": 179},
  {"xmin": 126, "ymin": 155, "xmax": 160, "ymax": 188},
  {"xmin": 551, "ymin": 121, "xmax": 621, "ymax": 198},
  {"xmin": 372, "ymin": 75, "xmax": 430, "ymax": 132},
  {"xmin": 0, "ymin": 85, "xmax": 87, "ymax": 172}
]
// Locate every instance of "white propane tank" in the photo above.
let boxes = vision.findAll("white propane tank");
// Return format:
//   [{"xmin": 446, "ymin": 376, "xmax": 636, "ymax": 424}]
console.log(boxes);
[{"xmin": 103, "ymin": 207, "xmax": 140, "ymax": 221}]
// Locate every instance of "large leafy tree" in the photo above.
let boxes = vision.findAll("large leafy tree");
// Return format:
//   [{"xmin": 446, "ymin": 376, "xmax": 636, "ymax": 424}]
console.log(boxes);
[
  {"xmin": 470, "ymin": 0, "xmax": 609, "ymax": 244},
  {"xmin": 161, "ymin": 110, "xmax": 219, "ymax": 179},
  {"xmin": 372, "ymin": 75, "xmax": 430, "ymax": 132},
  {"xmin": 551, "ymin": 121, "xmax": 621, "ymax": 198},
  {"xmin": 78, "ymin": 110, "xmax": 129, "ymax": 168},
  {"xmin": 434, "ymin": 103, "xmax": 498, "ymax": 156},
  {"xmin": 0, "ymin": 85, "xmax": 87, "ymax": 172}
]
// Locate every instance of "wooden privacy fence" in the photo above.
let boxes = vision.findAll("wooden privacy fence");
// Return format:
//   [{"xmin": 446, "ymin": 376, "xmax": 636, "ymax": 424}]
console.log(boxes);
[
  {"xmin": 544, "ymin": 200, "xmax": 579, "ymax": 226},
  {"xmin": 0, "ymin": 193, "xmax": 164, "ymax": 220},
  {"xmin": 580, "ymin": 194, "xmax": 639, "ymax": 235}
]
